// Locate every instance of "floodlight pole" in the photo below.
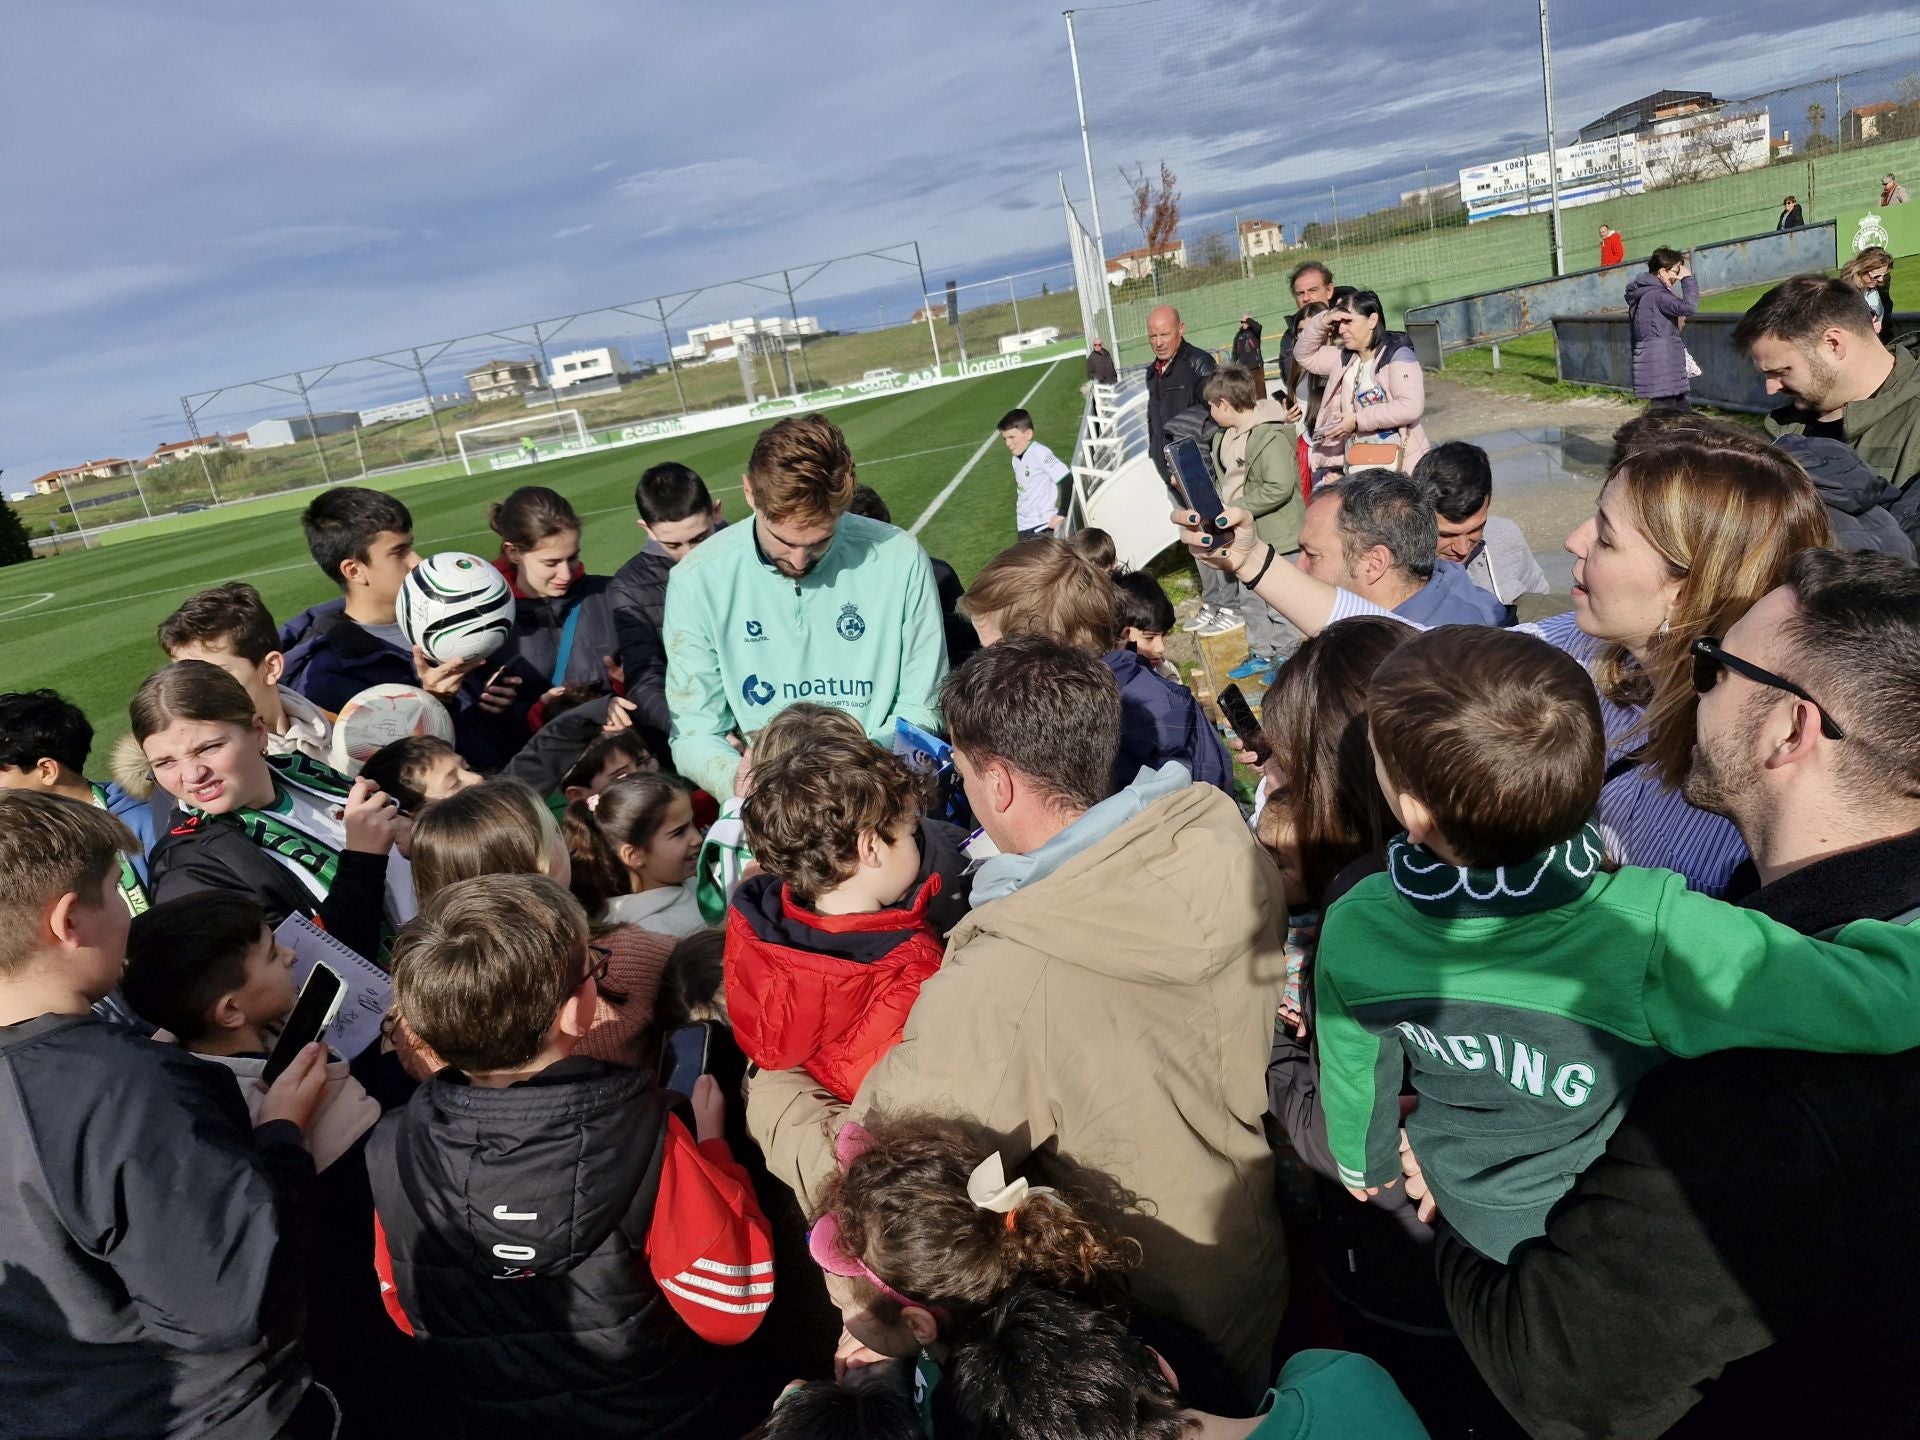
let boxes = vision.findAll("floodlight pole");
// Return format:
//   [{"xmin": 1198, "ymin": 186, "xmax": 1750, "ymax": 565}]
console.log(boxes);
[
  {"xmin": 1539, "ymin": 0, "xmax": 1566, "ymax": 276},
  {"xmin": 1065, "ymin": 10, "xmax": 1119, "ymax": 356}
]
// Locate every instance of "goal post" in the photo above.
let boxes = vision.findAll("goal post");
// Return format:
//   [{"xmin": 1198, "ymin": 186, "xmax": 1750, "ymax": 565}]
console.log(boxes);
[{"xmin": 454, "ymin": 409, "xmax": 589, "ymax": 475}]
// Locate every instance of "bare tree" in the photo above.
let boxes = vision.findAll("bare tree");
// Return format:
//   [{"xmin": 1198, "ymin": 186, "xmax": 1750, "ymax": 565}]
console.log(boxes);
[{"xmin": 1121, "ymin": 161, "xmax": 1182, "ymax": 252}]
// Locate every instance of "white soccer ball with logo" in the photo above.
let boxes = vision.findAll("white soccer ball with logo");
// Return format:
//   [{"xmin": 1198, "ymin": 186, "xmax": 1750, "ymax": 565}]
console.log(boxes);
[
  {"xmin": 397, "ymin": 552, "xmax": 515, "ymax": 664},
  {"xmin": 327, "ymin": 683, "xmax": 456, "ymax": 775}
]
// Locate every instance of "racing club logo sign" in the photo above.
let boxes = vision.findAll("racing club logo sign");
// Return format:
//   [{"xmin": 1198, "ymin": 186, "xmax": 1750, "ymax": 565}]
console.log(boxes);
[{"xmin": 836, "ymin": 602, "xmax": 866, "ymax": 641}]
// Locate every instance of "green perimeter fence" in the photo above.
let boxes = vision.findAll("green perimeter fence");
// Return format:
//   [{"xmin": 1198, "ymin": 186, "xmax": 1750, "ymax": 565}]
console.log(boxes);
[{"xmin": 1107, "ymin": 137, "xmax": 1920, "ymax": 365}]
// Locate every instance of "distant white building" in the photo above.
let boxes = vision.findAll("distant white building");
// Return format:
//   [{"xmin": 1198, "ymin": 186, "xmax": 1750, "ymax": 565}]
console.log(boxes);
[
  {"xmin": 1237, "ymin": 219, "xmax": 1285, "ymax": 260},
  {"xmin": 247, "ymin": 412, "xmax": 361, "ymax": 449},
  {"xmin": 548, "ymin": 346, "xmax": 622, "ymax": 390},
  {"xmin": 671, "ymin": 316, "xmax": 820, "ymax": 365},
  {"xmin": 359, "ymin": 395, "xmax": 464, "ymax": 426},
  {"xmin": 1105, "ymin": 242, "xmax": 1187, "ymax": 284}
]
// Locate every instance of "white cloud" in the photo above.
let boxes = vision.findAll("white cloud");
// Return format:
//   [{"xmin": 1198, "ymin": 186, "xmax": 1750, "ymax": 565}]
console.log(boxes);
[{"xmin": 551, "ymin": 224, "xmax": 596, "ymax": 239}]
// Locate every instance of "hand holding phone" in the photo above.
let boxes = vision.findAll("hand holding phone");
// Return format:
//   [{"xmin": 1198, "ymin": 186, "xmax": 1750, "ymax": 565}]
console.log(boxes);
[
  {"xmin": 263, "ymin": 963, "xmax": 345, "ymax": 1086},
  {"xmin": 257, "ymin": 1042, "xmax": 330, "ymax": 1133},
  {"xmin": 1163, "ymin": 437, "xmax": 1230, "ymax": 531},
  {"xmin": 1218, "ymin": 684, "xmax": 1271, "ymax": 763},
  {"xmin": 660, "ymin": 1021, "xmax": 711, "ymax": 1099}
]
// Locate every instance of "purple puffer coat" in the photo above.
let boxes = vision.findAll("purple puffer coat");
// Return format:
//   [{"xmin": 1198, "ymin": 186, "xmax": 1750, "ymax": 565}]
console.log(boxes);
[{"xmin": 1627, "ymin": 272, "xmax": 1700, "ymax": 399}]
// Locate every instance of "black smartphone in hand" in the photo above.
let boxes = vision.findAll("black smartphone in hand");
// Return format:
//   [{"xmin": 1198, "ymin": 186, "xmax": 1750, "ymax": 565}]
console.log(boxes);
[
  {"xmin": 659, "ymin": 1022, "xmax": 711, "ymax": 1098},
  {"xmin": 262, "ymin": 963, "xmax": 345, "ymax": 1086},
  {"xmin": 1219, "ymin": 684, "xmax": 1271, "ymax": 762},
  {"xmin": 1164, "ymin": 437, "xmax": 1230, "ymax": 530}
]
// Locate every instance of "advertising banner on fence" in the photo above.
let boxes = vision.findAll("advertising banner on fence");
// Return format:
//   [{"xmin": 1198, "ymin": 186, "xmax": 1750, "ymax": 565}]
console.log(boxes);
[{"xmin": 486, "ymin": 340, "xmax": 1082, "ymax": 469}]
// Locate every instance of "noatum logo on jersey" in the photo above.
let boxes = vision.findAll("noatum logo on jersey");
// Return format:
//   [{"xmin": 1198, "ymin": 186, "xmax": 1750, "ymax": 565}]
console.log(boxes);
[{"xmin": 740, "ymin": 672, "xmax": 873, "ymax": 708}]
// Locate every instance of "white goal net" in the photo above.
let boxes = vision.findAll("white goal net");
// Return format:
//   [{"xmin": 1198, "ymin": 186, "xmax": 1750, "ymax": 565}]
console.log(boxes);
[{"xmin": 455, "ymin": 409, "xmax": 590, "ymax": 475}]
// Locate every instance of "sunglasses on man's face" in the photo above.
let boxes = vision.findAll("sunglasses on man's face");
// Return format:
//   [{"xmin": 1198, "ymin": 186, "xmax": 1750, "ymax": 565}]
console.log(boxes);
[{"xmin": 1689, "ymin": 637, "xmax": 1846, "ymax": 741}]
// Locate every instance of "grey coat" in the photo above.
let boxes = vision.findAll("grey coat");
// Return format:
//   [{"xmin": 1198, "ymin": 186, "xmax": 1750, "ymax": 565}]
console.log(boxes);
[{"xmin": 1627, "ymin": 272, "xmax": 1699, "ymax": 399}]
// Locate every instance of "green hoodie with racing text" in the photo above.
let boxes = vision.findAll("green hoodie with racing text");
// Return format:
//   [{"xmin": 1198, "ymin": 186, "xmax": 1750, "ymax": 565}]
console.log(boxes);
[{"xmin": 1316, "ymin": 824, "xmax": 1920, "ymax": 1261}]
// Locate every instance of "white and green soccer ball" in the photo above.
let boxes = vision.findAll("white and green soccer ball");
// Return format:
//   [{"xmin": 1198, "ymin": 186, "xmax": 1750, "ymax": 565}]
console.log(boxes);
[{"xmin": 397, "ymin": 552, "xmax": 515, "ymax": 664}]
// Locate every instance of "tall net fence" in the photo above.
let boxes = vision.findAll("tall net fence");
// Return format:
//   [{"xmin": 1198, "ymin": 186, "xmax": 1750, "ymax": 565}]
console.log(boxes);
[
  {"xmin": 24, "ymin": 238, "xmax": 1088, "ymax": 539},
  {"xmin": 1063, "ymin": 4, "xmax": 1920, "ymax": 364}
]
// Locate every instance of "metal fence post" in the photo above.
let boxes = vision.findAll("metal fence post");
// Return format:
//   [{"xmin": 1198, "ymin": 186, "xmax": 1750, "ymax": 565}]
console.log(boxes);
[
  {"xmin": 653, "ymin": 300, "xmax": 690, "ymax": 415},
  {"xmin": 294, "ymin": 374, "xmax": 335, "ymax": 486}
]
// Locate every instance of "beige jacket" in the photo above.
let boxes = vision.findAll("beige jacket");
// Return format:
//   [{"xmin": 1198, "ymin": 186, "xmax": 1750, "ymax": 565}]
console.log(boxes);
[{"xmin": 747, "ymin": 779, "xmax": 1291, "ymax": 1394}]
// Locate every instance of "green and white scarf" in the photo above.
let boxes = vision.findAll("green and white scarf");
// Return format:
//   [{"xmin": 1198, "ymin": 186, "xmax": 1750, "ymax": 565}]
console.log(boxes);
[
  {"xmin": 194, "ymin": 753, "xmax": 355, "ymax": 902},
  {"xmin": 1388, "ymin": 822, "xmax": 1604, "ymax": 920},
  {"xmin": 89, "ymin": 783, "xmax": 150, "ymax": 917}
]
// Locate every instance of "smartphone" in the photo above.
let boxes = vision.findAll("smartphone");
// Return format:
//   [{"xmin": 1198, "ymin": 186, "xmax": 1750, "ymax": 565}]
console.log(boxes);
[
  {"xmin": 262, "ymin": 962, "xmax": 345, "ymax": 1086},
  {"xmin": 659, "ymin": 1022, "xmax": 711, "ymax": 1098},
  {"xmin": 1163, "ymin": 437, "xmax": 1230, "ymax": 530},
  {"xmin": 1218, "ymin": 684, "xmax": 1270, "ymax": 762}
]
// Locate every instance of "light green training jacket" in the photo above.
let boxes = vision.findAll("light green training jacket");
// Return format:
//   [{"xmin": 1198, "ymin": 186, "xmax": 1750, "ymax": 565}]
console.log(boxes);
[{"xmin": 662, "ymin": 513, "xmax": 948, "ymax": 798}]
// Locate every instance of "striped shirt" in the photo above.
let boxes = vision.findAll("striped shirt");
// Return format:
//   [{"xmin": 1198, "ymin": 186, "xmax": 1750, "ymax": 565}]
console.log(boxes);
[{"xmin": 1324, "ymin": 594, "xmax": 1749, "ymax": 895}]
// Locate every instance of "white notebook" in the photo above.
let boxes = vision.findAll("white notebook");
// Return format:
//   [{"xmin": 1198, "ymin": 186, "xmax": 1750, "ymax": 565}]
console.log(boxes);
[{"xmin": 273, "ymin": 913, "xmax": 391, "ymax": 1061}]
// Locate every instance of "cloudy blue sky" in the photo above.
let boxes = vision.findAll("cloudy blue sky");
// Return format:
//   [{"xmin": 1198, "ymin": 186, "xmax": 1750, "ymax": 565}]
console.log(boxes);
[{"xmin": 3, "ymin": 0, "xmax": 1912, "ymax": 486}]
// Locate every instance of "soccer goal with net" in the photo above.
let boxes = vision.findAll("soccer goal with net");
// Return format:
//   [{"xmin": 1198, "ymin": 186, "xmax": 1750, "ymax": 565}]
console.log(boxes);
[{"xmin": 454, "ymin": 410, "xmax": 590, "ymax": 475}]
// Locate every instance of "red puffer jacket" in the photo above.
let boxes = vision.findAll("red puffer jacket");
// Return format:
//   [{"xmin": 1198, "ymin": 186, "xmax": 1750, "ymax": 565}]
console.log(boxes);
[{"xmin": 724, "ymin": 871, "xmax": 945, "ymax": 1103}]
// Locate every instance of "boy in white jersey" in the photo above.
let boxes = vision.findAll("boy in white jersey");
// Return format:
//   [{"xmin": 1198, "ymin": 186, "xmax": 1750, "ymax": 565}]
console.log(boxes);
[{"xmin": 998, "ymin": 407, "xmax": 1072, "ymax": 540}]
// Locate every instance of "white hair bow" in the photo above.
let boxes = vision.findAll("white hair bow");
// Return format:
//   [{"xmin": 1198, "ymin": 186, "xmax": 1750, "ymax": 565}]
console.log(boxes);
[{"xmin": 967, "ymin": 1152, "xmax": 1055, "ymax": 1216}]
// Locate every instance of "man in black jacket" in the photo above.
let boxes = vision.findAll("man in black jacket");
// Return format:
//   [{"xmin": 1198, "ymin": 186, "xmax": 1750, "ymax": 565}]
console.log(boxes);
[
  {"xmin": 1143, "ymin": 304, "xmax": 1215, "ymax": 480},
  {"xmin": 0, "ymin": 791, "xmax": 333, "ymax": 1440},
  {"xmin": 607, "ymin": 461, "xmax": 725, "ymax": 750},
  {"xmin": 1427, "ymin": 551, "xmax": 1920, "ymax": 1438}
]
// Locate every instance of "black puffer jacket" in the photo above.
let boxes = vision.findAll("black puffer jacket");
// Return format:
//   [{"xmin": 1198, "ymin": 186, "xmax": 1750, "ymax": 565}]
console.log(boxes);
[
  {"xmin": 488, "ymin": 563, "xmax": 622, "ymax": 708},
  {"xmin": 1774, "ymin": 434, "xmax": 1918, "ymax": 563},
  {"xmin": 366, "ymin": 1060, "xmax": 756, "ymax": 1440},
  {"xmin": 148, "ymin": 812, "xmax": 392, "ymax": 966}
]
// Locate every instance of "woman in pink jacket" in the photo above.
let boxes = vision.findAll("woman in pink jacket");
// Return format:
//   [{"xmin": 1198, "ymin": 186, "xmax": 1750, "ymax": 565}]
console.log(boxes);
[{"xmin": 1293, "ymin": 289, "xmax": 1431, "ymax": 481}]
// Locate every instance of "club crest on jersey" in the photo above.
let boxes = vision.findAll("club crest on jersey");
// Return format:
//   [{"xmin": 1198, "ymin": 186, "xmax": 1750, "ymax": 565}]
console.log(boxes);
[{"xmin": 836, "ymin": 603, "xmax": 866, "ymax": 641}]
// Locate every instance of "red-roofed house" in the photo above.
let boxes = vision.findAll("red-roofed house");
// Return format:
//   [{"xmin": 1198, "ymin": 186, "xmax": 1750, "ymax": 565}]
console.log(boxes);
[
  {"xmin": 1106, "ymin": 241, "xmax": 1187, "ymax": 285},
  {"xmin": 1844, "ymin": 102, "xmax": 1903, "ymax": 144},
  {"xmin": 78, "ymin": 458, "xmax": 135, "ymax": 480},
  {"xmin": 147, "ymin": 436, "xmax": 228, "ymax": 467},
  {"xmin": 31, "ymin": 468, "xmax": 75, "ymax": 495}
]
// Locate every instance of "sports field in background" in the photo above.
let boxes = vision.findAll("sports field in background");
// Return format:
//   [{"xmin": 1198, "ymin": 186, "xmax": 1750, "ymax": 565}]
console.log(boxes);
[{"xmin": 0, "ymin": 361, "xmax": 1085, "ymax": 768}]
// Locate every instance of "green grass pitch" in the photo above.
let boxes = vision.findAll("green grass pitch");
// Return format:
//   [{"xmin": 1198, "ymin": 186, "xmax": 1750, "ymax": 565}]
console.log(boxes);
[{"xmin": 0, "ymin": 360, "xmax": 1088, "ymax": 769}]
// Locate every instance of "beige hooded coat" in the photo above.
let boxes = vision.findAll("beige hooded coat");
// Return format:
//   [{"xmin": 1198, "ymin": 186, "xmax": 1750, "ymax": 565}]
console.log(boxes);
[{"xmin": 747, "ymin": 777, "xmax": 1291, "ymax": 1394}]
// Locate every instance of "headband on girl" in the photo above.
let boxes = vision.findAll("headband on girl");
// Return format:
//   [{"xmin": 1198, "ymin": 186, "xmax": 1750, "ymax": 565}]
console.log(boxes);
[
  {"xmin": 807, "ymin": 1121, "xmax": 947, "ymax": 1318},
  {"xmin": 967, "ymin": 1152, "xmax": 1055, "ymax": 1232}
]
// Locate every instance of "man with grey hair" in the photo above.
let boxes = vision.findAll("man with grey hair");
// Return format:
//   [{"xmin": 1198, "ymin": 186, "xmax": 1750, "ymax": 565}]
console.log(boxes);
[
  {"xmin": 1292, "ymin": 469, "xmax": 1508, "ymax": 626},
  {"xmin": 1883, "ymin": 172, "xmax": 1910, "ymax": 206}
]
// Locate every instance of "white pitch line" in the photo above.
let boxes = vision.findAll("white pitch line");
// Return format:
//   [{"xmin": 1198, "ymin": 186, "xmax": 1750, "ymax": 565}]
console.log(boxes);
[{"xmin": 910, "ymin": 360, "xmax": 1063, "ymax": 538}]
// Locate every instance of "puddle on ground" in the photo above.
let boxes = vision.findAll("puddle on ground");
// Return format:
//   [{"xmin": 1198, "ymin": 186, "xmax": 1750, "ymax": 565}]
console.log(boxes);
[{"xmin": 1458, "ymin": 426, "xmax": 1616, "ymax": 595}]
